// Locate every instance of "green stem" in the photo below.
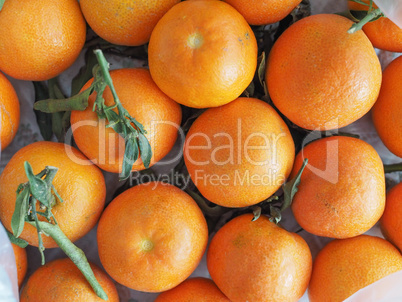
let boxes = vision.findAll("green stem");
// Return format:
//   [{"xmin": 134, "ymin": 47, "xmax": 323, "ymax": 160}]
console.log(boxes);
[
  {"xmin": 30, "ymin": 221, "xmax": 108, "ymax": 301},
  {"xmin": 348, "ymin": 8, "xmax": 383, "ymax": 33},
  {"xmin": 384, "ymin": 163, "xmax": 402, "ymax": 173},
  {"xmin": 93, "ymin": 50, "xmax": 121, "ymax": 106},
  {"xmin": 185, "ymin": 189, "xmax": 229, "ymax": 217}
]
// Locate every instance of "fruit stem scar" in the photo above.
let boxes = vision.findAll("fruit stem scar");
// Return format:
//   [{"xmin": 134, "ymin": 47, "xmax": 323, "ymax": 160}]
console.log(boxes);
[
  {"xmin": 187, "ymin": 32, "xmax": 204, "ymax": 49},
  {"xmin": 141, "ymin": 239, "xmax": 154, "ymax": 252}
]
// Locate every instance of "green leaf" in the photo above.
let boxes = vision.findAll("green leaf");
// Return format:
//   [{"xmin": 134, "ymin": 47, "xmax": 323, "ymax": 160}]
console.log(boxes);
[
  {"xmin": 71, "ymin": 48, "xmax": 98, "ymax": 96},
  {"xmin": 282, "ymin": 158, "xmax": 308, "ymax": 211},
  {"xmin": 120, "ymin": 138, "xmax": 139, "ymax": 181},
  {"xmin": 138, "ymin": 133, "xmax": 152, "ymax": 169},
  {"xmin": 33, "ymin": 87, "xmax": 93, "ymax": 113},
  {"xmin": 33, "ymin": 81, "xmax": 53, "ymax": 141},
  {"xmin": 24, "ymin": 162, "xmax": 51, "ymax": 207},
  {"xmin": 6, "ymin": 230, "xmax": 28, "ymax": 248},
  {"xmin": 0, "ymin": 0, "xmax": 5, "ymax": 11},
  {"xmin": 11, "ymin": 186, "xmax": 30, "ymax": 238},
  {"xmin": 104, "ymin": 109, "xmax": 125, "ymax": 134}
]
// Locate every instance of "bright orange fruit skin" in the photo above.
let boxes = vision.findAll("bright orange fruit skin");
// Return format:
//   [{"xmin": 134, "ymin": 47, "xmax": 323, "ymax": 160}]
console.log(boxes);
[
  {"xmin": 80, "ymin": 0, "xmax": 180, "ymax": 46},
  {"xmin": 308, "ymin": 235, "xmax": 402, "ymax": 302},
  {"xmin": 381, "ymin": 182, "xmax": 402, "ymax": 252},
  {"xmin": 155, "ymin": 277, "xmax": 230, "ymax": 302},
  {"xmin": 0, "ymin": 72, "xmax": 19, "ymax": 151},
  {"xmin": 148, "ymin": 0, "xmax": 258, "ymax": 108},
  {"xmin": 184, "ymin": 97, "xmax": 295, "ymax": 208},
  {"xmin": 372, "ymin": 56, "xmax": 402, "ymax": 158},
  {"xmin": 349, "ymin": 1, "xmax": 402, "ymax": 52},
  {"xmin": 70, "ymin": 68, "xmax": 182, "ymax": 174},
  {"xmin": 11, "ymin": 243, "xmax": 27, "ymax": 288},
  {"xmin": 291, "ymin": 136, "xmax": 385, "ymax": 239},
  {"xmin": 207, "ymin": 214, "xmax": 312, "ymax": 302},
  {"xmin": 0, "ymin": 141, "xmax": 106, "ymax": 248},
  {"xmin": 266, "ymin": 14, "xmax": 382, "ymax": 131},
  {"xmin": 0, "ymin": 0, "xmax": 86, "ymax": 81},
  {"xmin": 20, "ymin": 258, "xmax": 119, "ymax": 302},
  {"xmin": 224, "ymin": 0, "xmax": 302, "ymax": 25},
  {"xmin": 97, "ymin": 182, "xmax": 208, "ymax": 292}
]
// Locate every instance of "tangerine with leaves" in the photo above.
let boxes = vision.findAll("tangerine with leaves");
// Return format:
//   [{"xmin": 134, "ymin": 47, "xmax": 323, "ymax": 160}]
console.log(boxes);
[
  {"xmin": 224, "ymin": 0, "xmax": 302, "ymax": 25},
  {"xmin": 155, "ymin": 277, "xmax": 230, "ymax": 302},
  {"xmin": 309, "ymin": 235, "xmax": 402, "ymax": 302},
  {"xmin": 291, "ymin": 136, "xmax": 385, "ymax": 238},
  {"xmin": 381, "ymin": 182, "xmax": 402, "ymax": 252},
  {"xmin": 97, "ymin": 182, "xmax": 208, "ymax": 292},
  {"xmin": 372, "ymin": 56, "xmax": 402, "ymax": 158},
  {"xmin": 0, "ymin": 72, "xmax": 19, "ymax": 151},
  {"xmin": 70, "ymin": 68, "xmax": 182, "ymax": 175},
  {"xmin": 266, "ymin": 13, "xmax": 381, "ymax": 130},
  {"xmin": 184, "ymin": 97, "xmax": 295, "ymax": 208},
  {"xmin": 20, "ymin": 258, "xmax": 119, "ymax": 302},
  {"xmin": 148, "ymin": 0, "xmax": 258, "ymax": 108},
  {"xmin": 348, "ymin": 1, "xmax": 402, "ymax": 52},
  {"xmin": 207, "ymin": 214, "xmax": 312, "ymax": 302},
  {"xmin": 11, "ymin": 243, "xmax": 27, "ymax": 288},
  {"xmin": 80, "ymin": 0, "xmax": 180, "ymax": 46},
  {"xmin": 0, "ymin": 0, "xmax": 86, "ymax": 81},
  {"xmin": 0, "ymin": 141, "xmax": 106, "ymax": 248}
]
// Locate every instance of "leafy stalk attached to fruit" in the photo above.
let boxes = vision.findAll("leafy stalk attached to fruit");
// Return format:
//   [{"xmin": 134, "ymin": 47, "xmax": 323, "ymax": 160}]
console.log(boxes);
[
  {"xmin": 9, "ymin": 161, "xmax": 108, "ymax": 301},
  {"xmin": 347, "ymin": 0, "xmax": 385, "ymax": 33},
  {"xmin": 34, "ymin": 49, "xmax": 152, "ymax": 180}
]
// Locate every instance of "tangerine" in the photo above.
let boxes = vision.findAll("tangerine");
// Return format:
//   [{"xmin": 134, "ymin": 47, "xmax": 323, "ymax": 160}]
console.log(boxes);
[{"xmin": 381, "ymin": 182, "xmax": 402, "ymax": 252}]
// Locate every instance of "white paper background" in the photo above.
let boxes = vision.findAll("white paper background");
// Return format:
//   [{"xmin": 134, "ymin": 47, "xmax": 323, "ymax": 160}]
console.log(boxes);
[{"xmin": 0, "ymin": 0, "xmax": 402, "ymax": 301}]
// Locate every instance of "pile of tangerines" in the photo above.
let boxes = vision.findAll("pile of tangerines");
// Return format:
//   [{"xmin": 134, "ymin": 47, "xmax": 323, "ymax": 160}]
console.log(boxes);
[{"xmin": 1, "ymin": 0, "xmax": 402, "ymax": 301}]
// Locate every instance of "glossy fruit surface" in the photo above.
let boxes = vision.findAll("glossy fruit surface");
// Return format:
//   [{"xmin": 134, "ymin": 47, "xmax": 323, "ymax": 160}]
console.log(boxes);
[
  {"xmin": 0, "ymin": 0, "xmax": 86, "ymax": 81},
  {"xmin": 20, "ymin": 258, "xmax": 119, "ymax": 302},
  {"xmin": 0, "ymin": 141, "xmax": 106, "ymax": 248},
  {"xmin": 381, "ymin": 182, "xmax": 402, "ymax": 252},
  {"xmin": 207, "ymin": 214, "xmax": 312, "ymax": 302},
  {"xmin": 372, "ymin": 56, "xmax": 402, "ymax": 157},
  {"xmin": 291, "ymin": 136, "xmax": 385, "ymax": 238},
  {"xmin": 155, "ymin": 277, "xmax": 230, "ymax": 302},
  {"xmin": 71, "ymin": 68, "xmax": 182, "ymax": 174},
  {"xmin": 0, "ymin": 72, "xmax": 19, "ymax": 151},
  {"xmin": 97, "ymin": 182, "xmax": 208, "ymax": 292},
  {"xmin": 309, "ymin": 235, "xmax": 402, "ymax": 302},
  {"xmin": 80, "ymin": 0, "xmax": 180, "ymax": 46},
  {"xmin": 184, "ymin": 97, "xmax": 295, "ymax": 208},
  {"xmin": 224, "ymin": 0, "xmax": 302, "ymax": 25},
  {"xmin": 266, "ymin": 14, "xmax": 381, "ymax": 130},
  {"xmin": 148, "ymin": 0, "xmax": 257, "ymax": 108}
]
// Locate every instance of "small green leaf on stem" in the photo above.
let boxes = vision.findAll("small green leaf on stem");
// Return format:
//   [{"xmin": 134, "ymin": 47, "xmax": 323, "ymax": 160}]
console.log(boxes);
[
  {"xmin": 34, "ymin": 88, "xmax": 93, "ymax": 113},
  {"xmin": 282, "ymin": 158, "xmax": 308, "ymax": 211},
  {"xmin": 24, "ymin": 162, "xmax": 51, "ymax": 207},
  {"xmin": 6, "ymin": 230, "xmax": 29, "ymax": 248},
  {"xmin": 0, "ymin": 0, "xmax": 5, "ymax": 11},
  {"xmin": 251, "ymin": 206, "xmax": 262, "ymax": 221},
  {"xmin": 11, "ymin": 186, "xmax": 30, "ymax": 238},
  {"xmin": 348, "ymin": 8, "xmax": 384, "ymax": 33},
  {"xmin": 138, "ymin": 133, "xmax": 152, "ymax": 169},
  {"xmin": 121, "ymin": 138, "xmax": 139, "ymax": 181}
]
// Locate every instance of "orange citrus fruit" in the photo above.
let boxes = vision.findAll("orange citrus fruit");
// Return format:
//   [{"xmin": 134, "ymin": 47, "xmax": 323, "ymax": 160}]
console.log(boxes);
[
  {"xmin": 381, "ymin": 182, "xmax": 402, "ymax": 252},
  {"xmin": 308, "ymin": 235, "xmax": 402, "ymax": 302},
  {"xmin": 0, "ymin": 72, "xmax": 19, "ymax": 151},
  {"xmin": 184, "ymin": 97, "xmax": 295, "ymax": 208},
  {"xmin": 155, "ymin": 277, "xmax": 230, "ymax": 302},
  {"xmin": 97, "ymin": 182, "xmax": 208, "ymax": 292},
  {"xmin": 148, "ymin": 0, "xmax": 258, "ymax": 108},
  {"xmin": 0, "ymin": 0, "xmax": 86, "ymax": 81},
  {"xmin": 266, "ymin": 13, "xmax": 382, "ymax": 130},
  {"xmin": 70, "ymin": 68, "xmax": 182, "ymax": 174},
  {"xmin": 372, "ymin": 55, "xmax": 402, "ymax": 158},
  {"xmin": 207, "ymin": 214, "xmax": 312, "ymax": 302},
  {"xmin": 224, "ymin": 0, "xmax": 302, "ymax": 25},
  {"xmin": 0, "ymin": 141, "xmax": 106, "ymax": 248},
  {"xmin": 11, "ymin": 243, "xmax": 28, "ymax": 288},
  {"xmin": 348, "ymin": 1, "xmax": 402, "ymax": 52},
  {"xmin": 20, "ymin": 258, "xmax": 119, "ymax": 302},
  {"xmin": 291, "ymin": 136, "xmax": 385, "ymax": 238},
  {"xmin": 80, "ymin": 0, "xmax": 180, "ymax": 46}
]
